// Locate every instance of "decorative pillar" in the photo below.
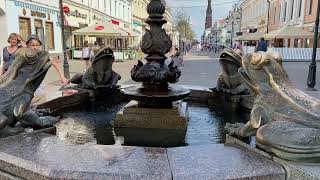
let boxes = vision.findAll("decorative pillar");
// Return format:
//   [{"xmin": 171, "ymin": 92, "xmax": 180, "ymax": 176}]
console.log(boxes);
[
  {"xmin": 300, "ymin": 0, "xmax": 306, "ymax": 27},
  {"xmin": 290, "ymin": 38, "xmax": 295, "ymax": 48},
  {"xmin": 285, "ymin": 0, "xmax": 290, "ymax": 23},
  {"xmin": 292, "ymin": 0, "xmax": 298, "ymax": 20}
]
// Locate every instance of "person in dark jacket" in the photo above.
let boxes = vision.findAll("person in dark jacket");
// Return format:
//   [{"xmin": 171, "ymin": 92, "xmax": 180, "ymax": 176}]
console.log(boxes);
[{"xmin": 256, "ymin": 37, "xmax": 268, "ymax": 52}]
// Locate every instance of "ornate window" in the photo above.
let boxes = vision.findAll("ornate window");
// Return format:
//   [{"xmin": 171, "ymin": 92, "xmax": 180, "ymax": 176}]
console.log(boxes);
[
  {"xmin": 19, "ymin": 17, "xmax": 31, "ymax": 41},
  {"xmin": 45, "ymin": 22, "xmax": 55, "ymax": 49}
]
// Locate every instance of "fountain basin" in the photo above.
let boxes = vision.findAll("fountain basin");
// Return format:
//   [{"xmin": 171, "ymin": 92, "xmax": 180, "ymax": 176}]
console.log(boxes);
[
  {"xmin": 120, "ymin": 85, "xmax": 190, "ymax": 107},
  {"xmin": 42, "ymin": 86, "xmax": 251, "ymax": 147}
]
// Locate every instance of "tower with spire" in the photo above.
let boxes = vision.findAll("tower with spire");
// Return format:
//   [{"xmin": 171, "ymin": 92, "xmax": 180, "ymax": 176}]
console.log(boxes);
[{"xmin": 205, "ymin": 0, "xmax": 212, "ymax": 29}]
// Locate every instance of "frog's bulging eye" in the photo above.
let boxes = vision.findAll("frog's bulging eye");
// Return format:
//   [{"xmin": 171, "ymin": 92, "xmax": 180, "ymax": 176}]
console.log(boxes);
[
  {"xmin": 251, "ymin": 53, "xmax": 262, "ymax": 65},
  {"xmin": 250, "ymin": 53, "xmax": 270, "ymax": 68}
]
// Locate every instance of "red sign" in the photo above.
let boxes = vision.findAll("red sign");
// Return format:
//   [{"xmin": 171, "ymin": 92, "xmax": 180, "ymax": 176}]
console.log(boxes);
[
  {"xmin": 63, "ymin": 6, "xmax": 70, "ymax": 13},
  {"xmin": 95, "ymin": 26, "xmax": 104, "ymax": 30},
  {"xmin": 111, "ymin": 20, "xmax": 119, "ymax": 25}
]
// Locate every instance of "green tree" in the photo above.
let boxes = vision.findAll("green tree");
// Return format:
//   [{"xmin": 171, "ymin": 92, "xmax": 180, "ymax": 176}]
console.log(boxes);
[{"xmin": 174, "ymin": 11, "xmax": 195, "ymax": 41}]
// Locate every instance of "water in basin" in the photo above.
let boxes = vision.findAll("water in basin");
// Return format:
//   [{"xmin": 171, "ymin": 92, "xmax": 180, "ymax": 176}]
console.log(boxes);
[{"xmin": 55, "ymin": 101, "xmax": 250, "ymax": 147}]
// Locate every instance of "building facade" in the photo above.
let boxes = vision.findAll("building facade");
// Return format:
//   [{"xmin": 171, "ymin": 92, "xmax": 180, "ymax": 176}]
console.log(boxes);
[
  {"xmin": 240, "ymin": 0, "xmax": 269, "ymax": 33},
  {"xmin": 132, "ymin": 0, "xmax": 148, "ymax": 47},
  {"xmin": 0, "ymin": 0, "xmax": 63, "ymax": 56},
  {"xmin": 63, "ymin": 0, "xmax": 133, "ymax": 49},
  {"xmin": 268, "ymin": 0, "xmax": 319, "ymax": 48},
  {"xmin": 225, "ymin": 6, "xmax": 241, "ymax": 47},
  {"xmin": 0, "ymin": 0, "xmax": 8, "ymax": 52}
]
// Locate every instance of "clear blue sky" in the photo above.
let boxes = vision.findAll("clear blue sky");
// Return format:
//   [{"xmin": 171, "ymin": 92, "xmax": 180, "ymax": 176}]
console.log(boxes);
[{"xmin": 166, "ymin": 0, "xmax": 237, "ymax": 39}]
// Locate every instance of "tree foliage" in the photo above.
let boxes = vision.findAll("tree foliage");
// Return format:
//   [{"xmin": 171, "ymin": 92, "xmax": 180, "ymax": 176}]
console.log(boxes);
[{"xmin": 174, "ymin": 11, "xmax": 196, "ymax": 41}]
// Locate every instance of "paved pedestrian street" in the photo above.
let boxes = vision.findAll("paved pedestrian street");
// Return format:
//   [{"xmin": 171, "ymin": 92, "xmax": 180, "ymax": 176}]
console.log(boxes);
[{"xmin": 43, "ymin": 53, "xmax": 320, "ymax": 100}]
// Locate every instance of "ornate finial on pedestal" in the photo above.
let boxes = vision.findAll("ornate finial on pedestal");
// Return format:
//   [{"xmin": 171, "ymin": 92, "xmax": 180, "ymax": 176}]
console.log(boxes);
[
  {"xmin": 131, "ymin": 0, "xmax": 178, "ymax": 87},
  {"xmin": 122, "ymin": 0, "xmax": 189, "ymax": 107}
]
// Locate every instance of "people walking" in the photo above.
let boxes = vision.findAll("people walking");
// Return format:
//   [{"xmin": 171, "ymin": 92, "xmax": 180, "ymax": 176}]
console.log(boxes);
[
  {"xmin": 171, "ymin": 47, "xmax": 183, "ymax": 67},
  {"xmin": 1, "ymin": 33, "xmax": 26, "ymax": 75},
  {"xmin": 256, "ymin": 37, "xmax": 268, "ymax": 52},
  {"xmin": 233, "ymin": 41, "xmax": 243, "ymax": 55},
  {"xmin": 81, "ymin": 40, "xmax": 93, "ymax": 72}
]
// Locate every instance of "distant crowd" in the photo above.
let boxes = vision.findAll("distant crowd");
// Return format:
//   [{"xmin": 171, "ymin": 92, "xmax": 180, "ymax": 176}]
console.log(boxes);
[{"xmin": 202, "ymin": 37, "xmax": 269, "ymax": 55}]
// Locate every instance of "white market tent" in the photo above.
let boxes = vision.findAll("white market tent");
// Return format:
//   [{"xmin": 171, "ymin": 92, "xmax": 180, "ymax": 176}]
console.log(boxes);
[
  {"xmin": 264, "ymin": 26, "xmax": 314, "ymax": 40},
  {"xmin": 72, "ymin": 22, "xmax": 128, "ymax": 37}
]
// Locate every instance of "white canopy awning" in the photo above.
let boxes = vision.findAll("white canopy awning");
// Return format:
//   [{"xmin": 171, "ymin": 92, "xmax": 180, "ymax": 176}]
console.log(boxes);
[
  {"xmin": 264, "ymin": 26, "xmax": 314, "ymax": 40},
  {"xmin": 235, "ymin": 31, "xmax": 264, "ymax": 41},
  {"xmin": 72, "ymin": 22, "xmax": 127, "ymax": 37}
]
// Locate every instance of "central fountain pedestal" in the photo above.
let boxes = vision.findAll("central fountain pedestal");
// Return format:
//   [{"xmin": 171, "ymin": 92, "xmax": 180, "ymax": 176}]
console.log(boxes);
[{"xmin": 115, "ymin": 100, "xmax": 188, "ymax": 130}]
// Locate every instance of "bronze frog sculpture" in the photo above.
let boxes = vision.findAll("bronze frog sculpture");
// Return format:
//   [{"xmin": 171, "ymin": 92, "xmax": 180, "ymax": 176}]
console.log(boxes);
[
  {"xmin": 0, "ymin": 48, "xmax": 59, "ymax": 137},
  {"xmin": 69, "ymin": 47, "xmax": 121, "ymax": 90},
  {"xmin": 226, "ymin": 52, "xmax": 320, "ymax": 162},
  {"xmin": 212, "ymin": 50, "xmax": 250, "ymax": 95}
]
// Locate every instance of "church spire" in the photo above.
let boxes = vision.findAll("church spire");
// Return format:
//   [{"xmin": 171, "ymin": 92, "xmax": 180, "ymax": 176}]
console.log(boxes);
[{"xmin": 205, "ymin": 0, "xmax": 212, "ymax": 29}]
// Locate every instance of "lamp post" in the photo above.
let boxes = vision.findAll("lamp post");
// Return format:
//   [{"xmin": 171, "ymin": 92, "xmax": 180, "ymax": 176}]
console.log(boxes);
[
  {"xmin": 307, "ymin": 0, "xmax": 320, "ymax": 90},
  {"xmin": 215, "ymin": 31, "xmax": 218, "ymax": 53},
  {"xmin": 226, "ymin": 15, "xmax": 240, "ymax": 49},
  {"xmin": 230, "ymin": 20, "xmax": 234, "ymax": 48},
  {"xmin": 59, "ymin": 0, "xmax": 70, "ymax": 79}
]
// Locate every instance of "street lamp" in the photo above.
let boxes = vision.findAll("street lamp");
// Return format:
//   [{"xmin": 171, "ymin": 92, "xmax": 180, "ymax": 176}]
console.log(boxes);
[
  {"xmin": 59, "ymin": 0, "xmax": 70, "ymax": 79},
  {"xmin": 226, "ymin": 16, "xmax": 240, "ymax": 48},
  {"xmin": 306, "ymin": 0, "xmax": 320, "ymax": 90}
]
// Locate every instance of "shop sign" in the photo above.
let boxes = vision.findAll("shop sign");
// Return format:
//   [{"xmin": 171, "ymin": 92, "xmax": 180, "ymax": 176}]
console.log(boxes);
[
  {"xmin": 124, "ymin": 24, "xmax": 129, "ymax": 28},
  {"xmin": 111, "ymin": 20, "xmax": 119, "ymax": 25},
  {"xmin": 66, "ymin": 9, "xmax": 87, "ymax": 19},
  {"xmin": 31, "ymin": 11, "xmax": 46, "ymax": 18},
  {"xmin": 63, "ymin": 6, "xmax": 70, "ymax": 13},
  {"xmin": 14, "ymin": 1, "xmax": 57, "ymax": 14},
  {"xmin": 93, "ymin": 14, "xmax": 103, "ymax": 21},
  {"xmin": 95, "ymin": 26, "xmax": 104, "ymax": 30},
  {"xmin": 133, "ymin": 21, "xmax": 142, "ymax": 27}
]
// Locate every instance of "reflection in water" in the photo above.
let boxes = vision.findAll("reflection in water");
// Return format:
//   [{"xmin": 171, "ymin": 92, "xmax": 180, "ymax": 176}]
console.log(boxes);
[
  {"xmin": 55, "ymin": 101, "xmax": 250, "ymax": 147},
  {"xmin": 186, "ymin": 102, "xmax": 249, "ymax": 145}
]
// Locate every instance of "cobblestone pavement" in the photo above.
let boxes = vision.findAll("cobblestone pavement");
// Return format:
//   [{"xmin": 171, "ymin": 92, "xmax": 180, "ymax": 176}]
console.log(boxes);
[{"xmin": 43, "ymin": 52, "xmax": 320, "ymax": 100}]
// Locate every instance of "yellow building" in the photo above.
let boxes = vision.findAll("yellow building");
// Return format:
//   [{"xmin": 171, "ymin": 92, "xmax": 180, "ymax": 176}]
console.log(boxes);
[{"xmin": 132, "ymin": 0, "xmax": 149, "ymax": 47}]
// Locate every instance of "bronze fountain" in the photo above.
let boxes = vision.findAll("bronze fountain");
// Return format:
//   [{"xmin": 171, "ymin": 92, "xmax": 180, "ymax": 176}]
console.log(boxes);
[{"xmin": 120, "ymin": 0, "xmax": 190, "ymax": 107}]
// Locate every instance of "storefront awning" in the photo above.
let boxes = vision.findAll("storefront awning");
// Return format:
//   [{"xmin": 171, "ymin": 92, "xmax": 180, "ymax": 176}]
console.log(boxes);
[
  {"xmin": 234, "ymin": 31, "xmax": 264, "ymax": 41},
  {"xmin": 72, "ymin": 22, "xmax": 127, "ymax": 36},
  {"xmin": 64, "ymin": 19, "xmax": 79, "ymax": 28},
  {"xmin": 264, "ymin": 26, "xmax": 314, "ymax": 40}
]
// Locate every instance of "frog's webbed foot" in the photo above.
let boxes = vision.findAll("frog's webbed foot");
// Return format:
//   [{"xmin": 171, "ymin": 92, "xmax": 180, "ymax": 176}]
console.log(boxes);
[
  {"xmin": 226, "ymin": 121, "xmax": 258, "ymax": 138},
  {"xmin": 0, "ymin": 126, "xmax": 24, "ymax": 138},
  {"xmin": 37, "ymin": 116, "xmax": 60, "ymax": 127},
  {"xmin": 18, "ymin": 110, "xmax": 60, "ymax": 128},
  {"xmin": 225, "ymin": 123, "xmax": 246, "ymax": 136},
  {"xmin": 69, "ymin": 73, "xmax": 83, "ymax": 84},
  {"xmin": 35, "ymin": 108, "xmax": 51, "ymax": 116}
]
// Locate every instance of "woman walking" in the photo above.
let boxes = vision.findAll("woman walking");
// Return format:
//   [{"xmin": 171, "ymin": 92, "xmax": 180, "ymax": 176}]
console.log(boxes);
[{"xmin": 81, "ymin": 41, "xmax": 94, "ymax": 72}]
